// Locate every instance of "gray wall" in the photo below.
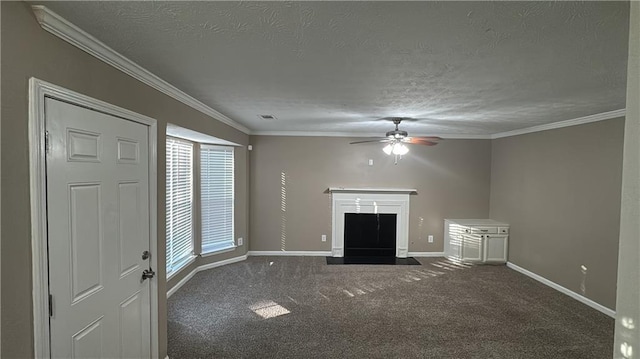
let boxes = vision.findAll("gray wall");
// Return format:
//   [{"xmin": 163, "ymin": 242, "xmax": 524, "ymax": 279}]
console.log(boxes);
[
  {"xmin": 489, "ymin": 118, "xmax": 625, "ymax": 310},
  {"xmin": 614, "ymin": 1, "xmax": 639, "ymax": 356},
  {"xmin": 249, "ymin": 136, "xmax": 492, "ymax": 253},
  {"xmin": 1, "ymin": 3, "xmax": 249, "ymax": 358}
]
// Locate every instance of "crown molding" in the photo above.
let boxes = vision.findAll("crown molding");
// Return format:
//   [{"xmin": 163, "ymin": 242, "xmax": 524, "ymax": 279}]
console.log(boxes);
[
  {"xmin": 491, "ymin": 109, "xmax": 626, "ymax": 139},
  {"xmin": 250, "ymin": 130, "xmax": 492, "ymax": 139},
  {"xmin": 31, "ymin": 5, "xmax": 250, "ymax": 134}
]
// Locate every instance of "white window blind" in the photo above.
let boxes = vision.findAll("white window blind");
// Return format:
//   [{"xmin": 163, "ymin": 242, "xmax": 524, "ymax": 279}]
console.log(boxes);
[
  {"xmin": 166, "ymin": 137, "xmax": 194, "ymax": 276},
  {"xmin": 200, "ymin": 145, "xmax": 235, "ymax": 253}
]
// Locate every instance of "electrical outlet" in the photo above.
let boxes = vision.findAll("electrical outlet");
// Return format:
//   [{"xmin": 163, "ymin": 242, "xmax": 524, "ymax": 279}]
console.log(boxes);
[
  {"xmin": 237, "ymin": 237, "xmax": 243, "ymax": 246},
  {"xmin": 321, "ymin": 234, "xmax": 327, "ymax": 242},
  {"xmin": 428, "ymin": 235, "xmax": 434, "ymax": 243},
  {"xmin": 368, "ymin": 159, "xmax": 374, "ymax": 166}
]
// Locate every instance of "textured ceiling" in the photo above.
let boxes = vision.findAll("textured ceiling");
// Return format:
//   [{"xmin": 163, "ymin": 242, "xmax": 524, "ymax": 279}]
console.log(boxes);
[{"xmin": 40, "ymin": 1, "xmax": 629, "ymax": 135}]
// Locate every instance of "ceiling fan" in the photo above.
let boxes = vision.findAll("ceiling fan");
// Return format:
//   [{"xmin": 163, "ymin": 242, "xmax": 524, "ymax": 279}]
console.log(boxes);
[{"xmin": 350, "ymin": 118, "xmax": 441, "ymax": 163}]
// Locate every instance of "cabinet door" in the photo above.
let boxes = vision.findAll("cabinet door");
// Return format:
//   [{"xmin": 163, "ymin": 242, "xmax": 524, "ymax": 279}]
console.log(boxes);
[
  {"xmin": 483, "ymin": 234, "xmax": 508, "ymax": 263},
  {"xmin": 461, "ymin": 234, "xmax": 483, "ymax": 262},
  {"xmin": 448, "ymin": 234, "xmax": 463, "ymax": 260}
]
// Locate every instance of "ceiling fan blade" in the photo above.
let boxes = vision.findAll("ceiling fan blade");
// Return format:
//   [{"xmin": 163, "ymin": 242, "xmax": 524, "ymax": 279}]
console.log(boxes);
[
  {"xmin": 402, "ymin": 136, "xmax": 442, "ymax": 144},
  {"xmin": 404, "ymin": 137, "xmax": 441, "ymax": 145},
  {"xmin": 405, "ymin": 136, "xmax": 442, "ymax": 142},
  {"xmin": 416, "ymin": 136, "xmax": 442, "ymax": 141},
  {"xmin": 349, "ymin": 138, "xmax": 391, "ymax": 145}
]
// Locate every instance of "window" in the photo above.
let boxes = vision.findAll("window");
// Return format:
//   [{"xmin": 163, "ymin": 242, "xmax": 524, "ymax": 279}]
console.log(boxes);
[
  {"xmin": 165, "ymin": 137, "xmax": 194, "ymax": 277},
  {"xmin": 165, "ymin": 131, "xmax": 236, "ymax": 277},
  {"xmin": 200, "ymin": 145, "xmax": 235, "ymax": 253}
]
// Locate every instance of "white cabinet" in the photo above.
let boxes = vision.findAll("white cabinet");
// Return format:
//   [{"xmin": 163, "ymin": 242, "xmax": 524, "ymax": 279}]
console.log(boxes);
[{"xmin": 444, "ymin": 219, "xmax": 509, "ymax": 264}]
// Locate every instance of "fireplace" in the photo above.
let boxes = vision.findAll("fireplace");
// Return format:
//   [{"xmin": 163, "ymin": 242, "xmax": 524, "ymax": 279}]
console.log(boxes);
[
  {"xmin": 344, "ymin": 213, "xmax": 397, "ymax": 257},
  {"xmin": 329, "ymin": 187, "xmax": 415, "ymax": 258}
]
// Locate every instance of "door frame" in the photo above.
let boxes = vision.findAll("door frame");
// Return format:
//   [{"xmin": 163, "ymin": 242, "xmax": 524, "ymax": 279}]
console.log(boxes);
[{"xmin": 28, "ymin": 78, "xmax": 159, "ymax": 358}]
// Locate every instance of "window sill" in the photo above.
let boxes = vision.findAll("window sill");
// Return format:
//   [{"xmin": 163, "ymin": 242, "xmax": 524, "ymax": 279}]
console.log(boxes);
[
  {"xmin": 200, "ymin": 244, "xmax": 237, "ymax": 257},
  {"xmin": 167, "ymin": 255, "xmax": 197, "ymax": 281}
]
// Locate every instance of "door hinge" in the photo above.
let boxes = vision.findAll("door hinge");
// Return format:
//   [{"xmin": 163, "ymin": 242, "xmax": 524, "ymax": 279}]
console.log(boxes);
[
  {"xmin": 48, "ymin": 294, "xmax": 53, "ymax": 317},
  {"xmin": 45, "ymin": 131, "xmax": 51, "ymax": 155}
]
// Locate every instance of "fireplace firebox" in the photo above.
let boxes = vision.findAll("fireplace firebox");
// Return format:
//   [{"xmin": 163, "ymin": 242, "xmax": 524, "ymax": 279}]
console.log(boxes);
[{"xmin": 344, "ymin": 213, "xmax": 397, "ymax": 257}]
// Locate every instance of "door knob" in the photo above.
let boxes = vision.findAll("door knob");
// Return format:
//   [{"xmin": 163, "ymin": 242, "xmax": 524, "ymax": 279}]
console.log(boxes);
[{"xmin": 142, "ymin": 268, "xmax": 155, "ymax": 281}]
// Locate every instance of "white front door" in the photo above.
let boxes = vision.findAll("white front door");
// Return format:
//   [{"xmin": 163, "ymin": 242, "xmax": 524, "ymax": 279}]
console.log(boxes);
[{"xmin": 46, "ymin": 98, "xmax": 152, "ymax": 358}]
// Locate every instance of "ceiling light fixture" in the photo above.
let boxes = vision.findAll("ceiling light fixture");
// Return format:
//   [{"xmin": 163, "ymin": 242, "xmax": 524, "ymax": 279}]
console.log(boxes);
[
  {"xmin": 382, "ymin": 141, "xmax": 409, "ymax": 164},
  {"xmin": 382, "ymin": 142, "xmax": 409, "ymax": 156}
]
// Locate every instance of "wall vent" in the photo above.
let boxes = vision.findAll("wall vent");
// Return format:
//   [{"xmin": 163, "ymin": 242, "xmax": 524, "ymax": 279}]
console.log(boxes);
[{"xmin": 258, "ymin": 114, "xmax": 277, "ymax": 120}]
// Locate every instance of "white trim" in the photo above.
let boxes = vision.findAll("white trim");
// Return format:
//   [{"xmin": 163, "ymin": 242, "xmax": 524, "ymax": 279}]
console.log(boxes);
[
  {"xmin": 167, "ymin": 124, "xmax": 241, "ymax": 147},
  {"xmin": 29, "ymin": 78, "xmax": 161, "ymax": 358},
  {"xmin": 167, "ymin": 255, "xmax": 248, "ymax": 298},
  {"xmin": 247, "ymin": 251, "xmax": 333, "ymax": 256},
  {"xmin": 200, "ymin": 245, "xmax": 238, "ymax": 258},
  {"xmin": 166, "ymin": 255, "xmax": 197, "ymax": 282},
  {"xmin": 492, "ymin": 109, "xmax": 626, "ymax": 139},
  {"xmin": 407, "ymin": 252, "xmax": 446, "ymax": 257},
  {"xmin": 250, "ymin": 130, "xmax": 492, "ymax": 139},
  {"xmin": 506, "ymin": 262, "xmax": 615, "ymax": 318},
  {"xmin": 198, "ymin": 254, "xmax": 247, "ymax": 271},
  {"xmin": 329, "ymin": 187, "xmax": 417, "ymax": 194},
  {"xmin": 29, "ymin": 79, "xmax": 50, "ymax": 359},
  {"xmin": 147, "ymin": 108, "xmax": 160, "ymax": 359},
  {"xmin": 30, "ymin": 5, "xmax": 250, "ymax": 134},
  {"xmin": 250, "ymin": 109, "xmax": 626, "ymax": 139}
]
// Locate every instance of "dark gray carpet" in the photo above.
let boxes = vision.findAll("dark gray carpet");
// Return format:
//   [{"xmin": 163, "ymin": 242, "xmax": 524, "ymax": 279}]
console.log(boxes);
[{"xmin": 168, "ymin": 257, "xmax": 613, "ymax": 359}]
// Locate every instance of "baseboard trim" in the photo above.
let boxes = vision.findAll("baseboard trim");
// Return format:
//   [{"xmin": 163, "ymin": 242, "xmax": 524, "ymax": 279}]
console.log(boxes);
[
  {"xmin": 247, "ymin": 250, "xmax": 332, "ymax": 256},
  {"xmin": 407, "ymin": 251, "xmax": 446, "ymax": 257},
  {"xmin": 167, "ymin": 255, "xmax": 247, "ymax": 298},
  {"xmin": 506, "ymin": 262, "xmax": 615, "ymax": 318},
  {"xmin": 248, "ymin": 250, "xmax": 444, "ymax": 257}
]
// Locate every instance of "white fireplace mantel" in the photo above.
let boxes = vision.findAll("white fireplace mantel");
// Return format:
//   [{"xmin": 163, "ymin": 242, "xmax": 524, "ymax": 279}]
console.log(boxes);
[
  {"xmin": 330, "ymin": 188, "xmax": 412, "ymax": 258},
  {"xmin": 328, "ymin": 187, "xmax": 417, "ymax": 194}
]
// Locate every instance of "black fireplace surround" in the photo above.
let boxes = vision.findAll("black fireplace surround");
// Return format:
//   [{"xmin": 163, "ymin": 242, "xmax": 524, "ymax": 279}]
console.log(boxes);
[{"xmin": 344, "ymin": 213, "xmax": 397, "ymax": 257}]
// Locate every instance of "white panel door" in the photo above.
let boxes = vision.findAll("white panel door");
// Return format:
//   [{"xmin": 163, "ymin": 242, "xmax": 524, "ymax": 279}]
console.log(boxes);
[{"xmin": 46, "ymin": 98, "xmax": 151, "ymax": 359}]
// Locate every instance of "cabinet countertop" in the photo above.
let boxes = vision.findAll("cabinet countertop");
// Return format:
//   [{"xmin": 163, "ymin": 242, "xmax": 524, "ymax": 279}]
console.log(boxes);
[{"xmin": 445, "ymin": 219, "xmax": 509, "ymax": 227}]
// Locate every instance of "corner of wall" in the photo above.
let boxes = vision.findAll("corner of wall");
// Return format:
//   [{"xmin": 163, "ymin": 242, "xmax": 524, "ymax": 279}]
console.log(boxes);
[{"xmin": 613, "ymin": 1, "xmax": 640, "ymax": 357}]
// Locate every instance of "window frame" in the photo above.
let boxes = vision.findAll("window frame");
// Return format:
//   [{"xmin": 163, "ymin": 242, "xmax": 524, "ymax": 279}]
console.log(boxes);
[
  {"xmin": 199, "ymin": 144, "xmax": 236, "ymax": 255},
  {"xmin": 165, "ymin": 135, "xmax": 237, "ymax": 279},
  {"xmin": 165, "ymin": 136, "xmax": 196, "ymax": 279}
]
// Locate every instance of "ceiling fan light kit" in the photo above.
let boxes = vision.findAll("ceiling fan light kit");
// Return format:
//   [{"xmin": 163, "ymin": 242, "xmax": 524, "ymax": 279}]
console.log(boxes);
[
  {"xmin": 350, "ymin": 118, "xmax": 441, "ymax": 164},
  {"xmin": 383, "ymin": 142, "xmax": 409, "ymax": 156}
]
